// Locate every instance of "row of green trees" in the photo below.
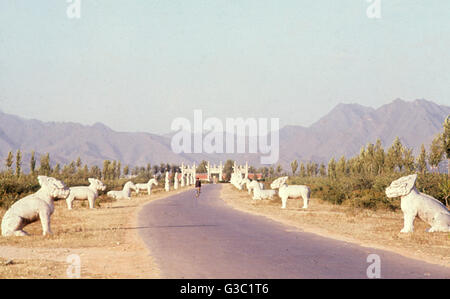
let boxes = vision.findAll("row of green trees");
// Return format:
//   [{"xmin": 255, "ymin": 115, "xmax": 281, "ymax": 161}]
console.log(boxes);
[
  {"xmin": 280, "ymin": 118, "xmax": 450, "ymax": 209},
  {"xmin": 0, "ymin": 154, "xmax": 180, "ymax": 208},
  {"xmin": 286, "ymin": 117, "xmax": 450, "ymax": 178}
]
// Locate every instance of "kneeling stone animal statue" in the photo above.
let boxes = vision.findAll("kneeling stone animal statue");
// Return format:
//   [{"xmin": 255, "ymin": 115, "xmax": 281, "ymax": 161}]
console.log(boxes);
[
  {"xmin": 1, "ymin": 176, "xmax": 70, "ymax": 236},
  {"xmin": 385, "ymin": 174, "xmax": 450, "ymax": 233},
  {"xmin": 107, "ymin": 181, "xmax": 137, "ymax": 200},
  {"xmin": 252, "ymin": 181, "xmax": 276, "ymax": 200},
  {"xmin": 66, "ymin": 178, "xmax": 106, "ymax": 210},
  {"xmin": 270, "ymin": 176, "xmax": 310, "ymax": 209}
]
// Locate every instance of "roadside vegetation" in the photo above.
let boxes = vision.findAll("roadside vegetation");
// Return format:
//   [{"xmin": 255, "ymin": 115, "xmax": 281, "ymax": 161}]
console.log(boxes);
[{"xmin": 254, "ymin": 117, "xmax": 450, "ymax": 210}]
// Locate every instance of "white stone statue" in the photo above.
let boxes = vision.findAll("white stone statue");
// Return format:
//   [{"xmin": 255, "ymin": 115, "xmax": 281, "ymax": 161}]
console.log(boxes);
[
  {"xmin": 66, "ymin": 178, "xmax": 106, "ymax": 210},
  {"xmin": 240, "ymin": 177, "xmax": 251, "ymax": 193},
  {"xmin": 165, "ymin": 172, "xmax": 170, "ymax": 192},
  {"xmin": 180, "ymin": 173, "xmax": 185, "ymax": 187},
  {"xmin": 187, "ymin": 173, "xmax": 191, "ymax": 186},
  {"xmin": 107, "ymin": 181, "xmax": 137, "ymax": 200},
  {"xmin": 230, "ymin": 172, "xmax": 243, "ymax": 190},
  {"xmin": 241, "ymin": 178, "xmax": 264, "ymax": 195},
  {"xmin": 135, "ymin": 178, "xmax": 158, "ymax": 195},
  {"xmin": 270, "ymin": 176, "xmax": 310, "ymax": 209},
  {"xmin": 174, "ymin": 172, "xmax": 179, "ymax": 190},
  {"xmin": 1, "ymin": 176, "xmax": 70, "ymax": 236},
  {"xmin": 385, "ymin": 174, "xmax": 450, "ymax": 233},
  {"xmin": 252, "ymin": 181, "xmax": 276, "ymax": 200}
]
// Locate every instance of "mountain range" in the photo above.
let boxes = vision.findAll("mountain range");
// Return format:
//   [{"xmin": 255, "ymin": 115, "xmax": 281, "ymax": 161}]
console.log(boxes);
[{"xmin": 0, "ymin": 99, "xmax": 448, "ymax": 170}]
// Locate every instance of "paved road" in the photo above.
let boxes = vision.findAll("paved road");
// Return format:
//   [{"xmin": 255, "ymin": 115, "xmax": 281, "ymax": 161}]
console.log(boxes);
[{"xmin": 138, "ymin": 184, "xmax": 450, "ymax": 279}]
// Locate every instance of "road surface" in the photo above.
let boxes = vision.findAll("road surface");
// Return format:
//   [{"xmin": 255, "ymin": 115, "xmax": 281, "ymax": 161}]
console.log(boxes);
[{"xmin": 138, "ymin": 184, "xmax": 450, "ymax": 278}]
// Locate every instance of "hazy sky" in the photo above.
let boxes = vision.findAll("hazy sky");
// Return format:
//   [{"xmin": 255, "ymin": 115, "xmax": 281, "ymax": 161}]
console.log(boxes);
[{"xmin": 1, "ymin": 1, "xmax": 449, "ymax": 134}]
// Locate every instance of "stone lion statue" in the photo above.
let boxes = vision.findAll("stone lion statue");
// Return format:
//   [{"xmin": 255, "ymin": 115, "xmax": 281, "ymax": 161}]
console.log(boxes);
[
  {"xmin": 385, "ymin": 174, "xmax": 450, "ymax": 233},
  {"xmin": 66, "ymin": 178, "xmax": 106, "ymax": 210},
  {"xmin": 1, "ymin": 176, "xmax": 70, "ymax": 236}
]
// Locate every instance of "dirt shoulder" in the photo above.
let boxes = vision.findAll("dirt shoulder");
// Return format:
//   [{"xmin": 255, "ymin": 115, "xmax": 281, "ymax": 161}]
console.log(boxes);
[
  {"xmin": 0, "ymin": 186, "xmax": 192, "ymax": 278},
  {"xmin": 221, "ymin": 184, "xmax": 450, "ymax": 268}
]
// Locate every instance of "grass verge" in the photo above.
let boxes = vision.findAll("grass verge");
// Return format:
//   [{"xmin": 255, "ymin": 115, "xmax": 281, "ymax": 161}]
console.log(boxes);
[{"xmin": 0, "ymin": 186, "xmax": 192, "ymax": 278}]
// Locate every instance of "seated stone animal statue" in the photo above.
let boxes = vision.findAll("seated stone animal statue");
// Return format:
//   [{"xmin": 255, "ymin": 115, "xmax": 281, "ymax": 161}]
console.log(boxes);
[
  {"xmin": 244, "ymin": 179, "xmax": 264, "ymax": 195},
  {"xmin": 240, "ymin": 178, "xmax": 252, "ymax": 193},
  {"xmin": 385, "ymin": 174, "xmax": 450, "ymax": 233},
  {"xmin": 249, "ymin": 180, "xmax": 263, "ymax": 191},
  {"xmin": 107, "ymin": 181, "xmax": 137, "ymax": 200},
  {"xmin": 252, "ymin": 181, "xmax": 276, "ymax": 200},
  {"xmin": 1, "ymin": 176, "xmax": 70, "ymax": 236},
  {"xmin": 270, "ymin": 176, "xmax": 310, "ymax": 209},
  {"xmin": 66, "ymin": 178, "xmax": 106, "ymax": 210},
  {"xmin": 135, "ymin": 178, "xmax": 158, "ymax": 195}
]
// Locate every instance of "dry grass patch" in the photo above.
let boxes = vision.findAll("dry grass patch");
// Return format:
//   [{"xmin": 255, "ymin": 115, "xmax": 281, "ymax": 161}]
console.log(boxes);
[
  {"xmin": 221, "ymin": 184, "xmax": 450, "ymax": 268},
  {"xmin": 0, "ymin": 187, "xmax": 192, "ymax": 278},
  {"xmin": 0, "ymin": 257, "xmax": 67, "ymax": 279}
]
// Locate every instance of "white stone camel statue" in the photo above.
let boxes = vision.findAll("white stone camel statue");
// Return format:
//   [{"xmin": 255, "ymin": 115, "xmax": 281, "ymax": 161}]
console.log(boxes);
[
  {"xmin": 66, "ymin": 178, "xmax": 106, "ymax": 210},
  {"xmin": 252, "ymin": 181, "xmax": 276, "ymax": 200},
  {"xmin": 107, "ymin": 181, "xmax": 137, "ymax": 200},
  {"xmin": 1, "ymin": 176, "xmax": 70, "ymax": 236},
  {"xmin": 385, "ymin": 174, "xmax": 450, "ymax": 233},
  {"xmin": 270, "ymin": 176, "xmax": 311, "ymax": 209},
  {"xmin": 135, "ymin": 178, "xmax": 158, "ymax": 195}
]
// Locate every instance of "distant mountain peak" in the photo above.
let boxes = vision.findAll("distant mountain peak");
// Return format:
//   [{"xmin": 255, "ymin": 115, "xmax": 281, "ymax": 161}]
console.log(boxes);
[
  {"xmin": 0, "ymin": 98, "xmax": 448, "ymax": 169},
  {"xmin": 92, "ymin": 122, "xmax": 111, "ymax": 130}
]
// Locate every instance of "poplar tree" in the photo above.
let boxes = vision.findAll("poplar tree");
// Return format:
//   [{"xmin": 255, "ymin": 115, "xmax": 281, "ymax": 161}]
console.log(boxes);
[
  {"xmin": 443, "ymin": 116, "xmax": 450, "ymax": 176},
  {"xmin": 299, "ymin": 162, "xmax": 306, "ymax": 177},
  {"xmin": 402, "ymin": 148, "xmax": 415, "ymax": 173},
  {"xmin": 416, "ymin": 144, "xmax": 427, "ymax": 174},
  {"xmin": 53, "ymin": 163, "xmax": 61, "ymax": 176},
  {"xmin": 39, "ymin": 153, "xmax": 51, "ymax": 175},
  {"xmin": 5, "ymin": 151, "xmax": 13, "ymax": 174},
  {"xmin": 319, "ymin": 163, "xmax": 327, "ymax": 177},
  {"xmin": 102, "ymin": 160, "xmax": 111, "ymax": 180},
  {"xmin": 123, "ymin": 165, "xmax": 129, "ymax": 177},
  {"xmin": 374, "ymin": 139, "xmax": 385, "ymax": 174},
  {"xmin": 428, "ymin": 134, "xmax": 444, "ymax": 173},
  {"xmin": 290, "ymin": 160, "xmax": 298, "ymax": 176},
  {"xmin": 15, "ymin": 149, "xmax": 22, "ymax": 177},
  {"xmin": 386, "ymin": 137, "xmax": 404, "ymax": 172},
  {"xmin": 336, "ymin": 156, "xmax": 347, "ymax": 177},
  {"xmin": 328, "ymin": 158, "xmax": 337, "ymax": 179},
  {"xmin": 30, "ymin": 151, "xmax": 36, "ymax": 174}
]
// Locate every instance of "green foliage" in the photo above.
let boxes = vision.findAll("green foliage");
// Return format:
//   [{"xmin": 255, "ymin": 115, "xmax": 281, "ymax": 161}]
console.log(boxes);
[
  {"xmin": 290, "ymin": 160, "xmax": 298, "ymax": 175},
  {"xmin": 30, "ymin": 151, "xmax": 36, "ymax": 174},
  {"xmin": 428, "ymin": 134, "xmax": 444, "ymax": 172},
  {"xmin": 223, "ymin": 160, "xmax": 234, "ymax": 182},
  {"xmin": 15, "ymin": 149, "xmax": 22, "ymax": 177},
  {"xmin": 286, "ymin": 123, "xmax": 450, "ymax": 210},
  {"xmin": 0, "ymin": 152, "xmax": 165, "ymax": 208},
  {"xmin": 416, "ymin": 144, "xmax": 428, "ymax": 174},
  {"xmin": 444, "ymin": 116, "xmax": 450, "ymax": 159},
  {"xmin": 196, "ymin": 160, "xmax": 208, "ymax": 173},
  {"xmin": 5, "ymin": 151, "xmax": 13, "ymax": 172}
]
